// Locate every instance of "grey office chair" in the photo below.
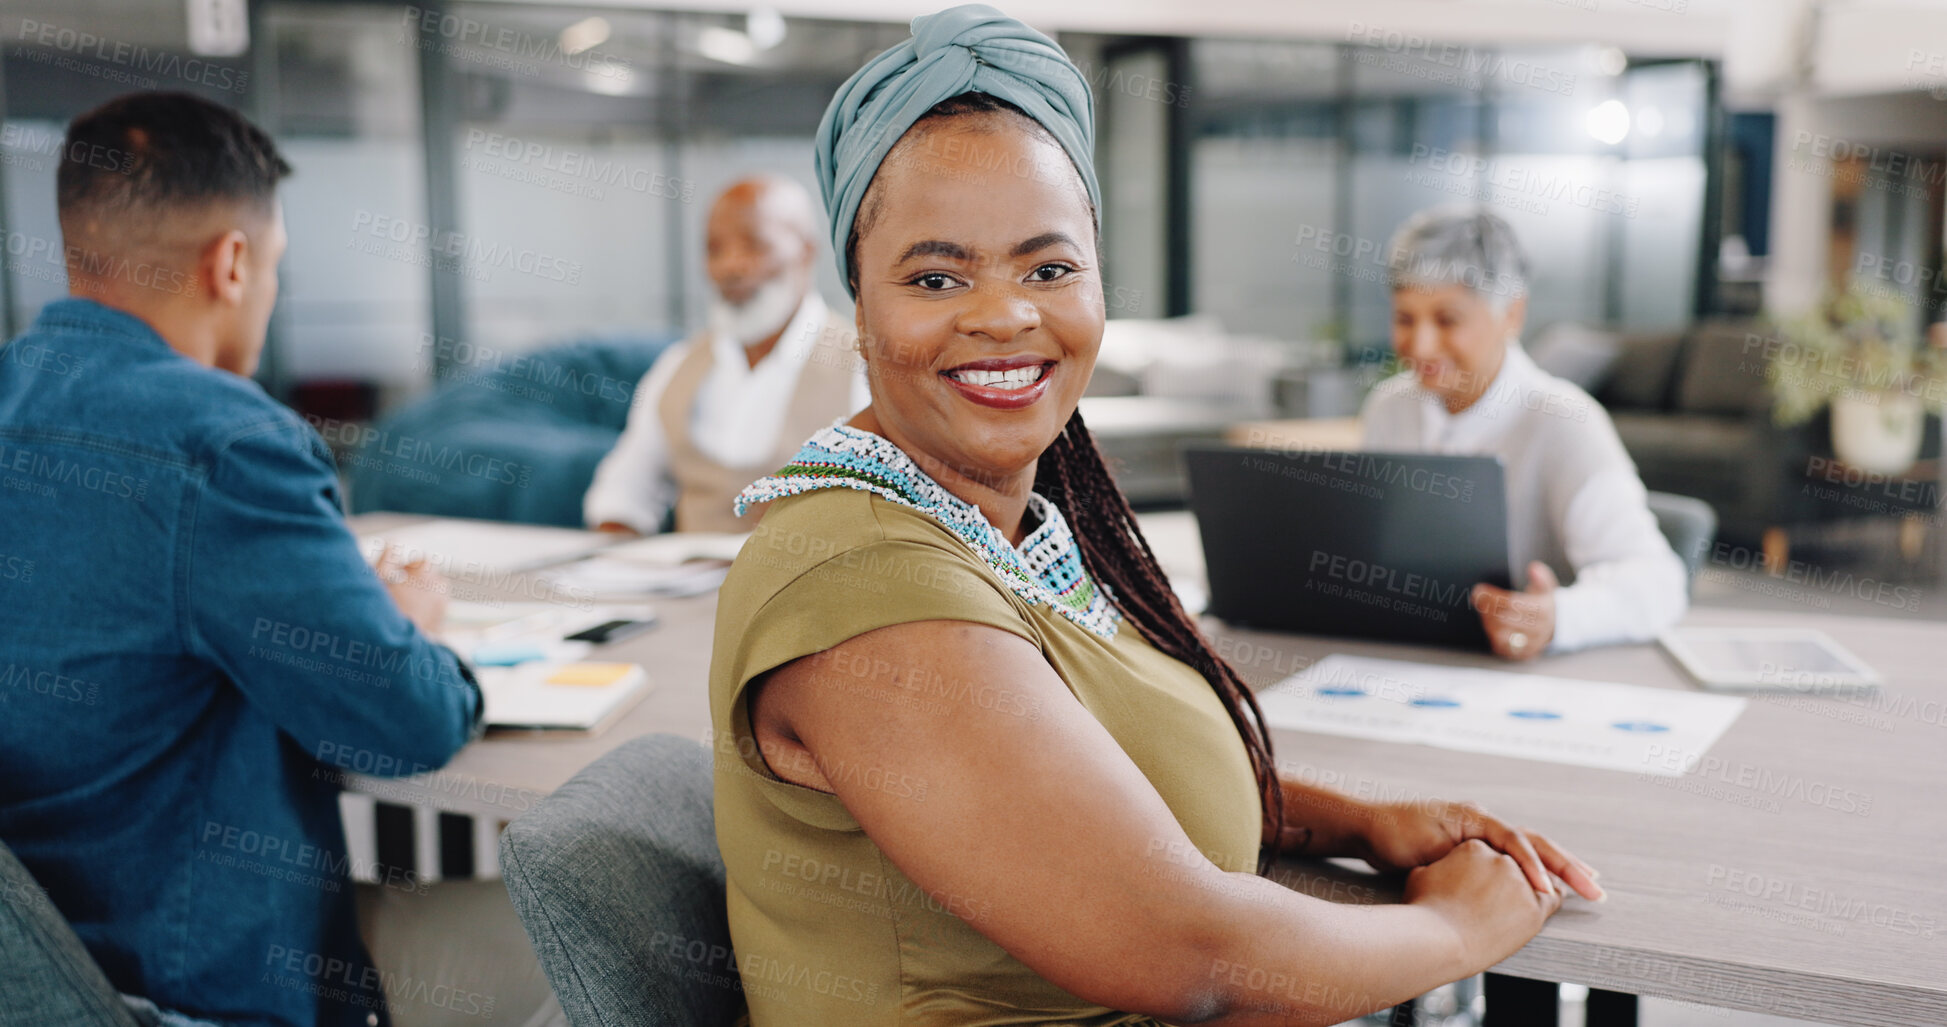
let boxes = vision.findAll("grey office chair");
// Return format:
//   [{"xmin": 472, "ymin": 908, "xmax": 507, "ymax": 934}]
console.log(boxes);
[
  {"xmin": 1645, "ymin": 491, "xmax": 1718, "ymax": 591},
  {"xmin": 0, "ymin": 839, "xmax": 142, "ymax": 1027},
  {"xmin": 500, "ymin": 734, "xmax": 746, "ymax": 1027}
]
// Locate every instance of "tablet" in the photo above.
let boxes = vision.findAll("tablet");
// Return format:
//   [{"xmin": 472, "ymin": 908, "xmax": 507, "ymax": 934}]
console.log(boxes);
[{"xmin": 1659, "ymin": 627, "xmax": 1882, "ymax": 693}]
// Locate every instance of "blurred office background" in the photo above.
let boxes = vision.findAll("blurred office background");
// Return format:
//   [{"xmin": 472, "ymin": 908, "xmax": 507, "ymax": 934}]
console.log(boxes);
[{"xmin": 5, "ymin": 0, "xmax": 1946, "ymax": 618}]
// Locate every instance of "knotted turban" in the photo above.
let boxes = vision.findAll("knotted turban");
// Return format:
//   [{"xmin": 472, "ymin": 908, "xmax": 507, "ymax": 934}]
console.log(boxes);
[{"xmin": 813, "ymin": 4, "xmax": 1100, "ymax": 295}]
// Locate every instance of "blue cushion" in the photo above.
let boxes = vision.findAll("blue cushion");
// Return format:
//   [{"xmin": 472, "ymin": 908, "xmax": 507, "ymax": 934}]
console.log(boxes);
[{"xmin": 346, "ymin": 334, "xmax": 676, "ymax": 526}]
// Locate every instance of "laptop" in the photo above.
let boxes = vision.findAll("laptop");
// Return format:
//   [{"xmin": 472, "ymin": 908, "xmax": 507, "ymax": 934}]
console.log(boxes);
[{"xmin": 1183, "ymin": 445, "xmax": 1512, "ymax": 649}]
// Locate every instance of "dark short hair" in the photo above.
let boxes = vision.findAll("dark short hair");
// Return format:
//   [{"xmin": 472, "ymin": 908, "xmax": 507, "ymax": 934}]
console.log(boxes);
[{"xmin": 57, "ymin": 91, "xmax": 291, "ymax": 229}]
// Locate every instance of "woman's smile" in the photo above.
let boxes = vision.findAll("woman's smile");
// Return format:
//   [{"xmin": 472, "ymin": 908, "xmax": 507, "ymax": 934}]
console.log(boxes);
[{"xmin": 940, "ymin": 355, "xmax": 1056, "ymax": 409}]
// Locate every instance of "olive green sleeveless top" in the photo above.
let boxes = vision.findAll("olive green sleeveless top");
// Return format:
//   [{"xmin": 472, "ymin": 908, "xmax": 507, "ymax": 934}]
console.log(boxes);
[{"xmin": 708, "ymin": 427, "xmax": 1262, "ymax": 1026}]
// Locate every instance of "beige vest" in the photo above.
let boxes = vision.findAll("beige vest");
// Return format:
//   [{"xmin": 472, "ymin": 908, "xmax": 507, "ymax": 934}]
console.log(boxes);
[{"xmin": 658, "ymin": 311, "xmax": 859, "ymax": 532}]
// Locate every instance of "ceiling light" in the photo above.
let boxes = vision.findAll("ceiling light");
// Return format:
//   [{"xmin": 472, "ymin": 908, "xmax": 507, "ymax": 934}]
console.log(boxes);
[
  {"xmin": 560, "ymin": 16, "xmax": 611, "ymax": 56},
  {"xmin": 586, "ymin": 65, "xmax": 635, "ymax": 96},
  {"xmin": 747, "ymin": 7, "xmax": 786, "ymax": 51},
  {"xmin": 698, "ymin": 25, "xmax": 756, "ymax": 65},
  {"xmin": 1586, "ymin": 99, "xmax": 1631, "ymax": 146}
]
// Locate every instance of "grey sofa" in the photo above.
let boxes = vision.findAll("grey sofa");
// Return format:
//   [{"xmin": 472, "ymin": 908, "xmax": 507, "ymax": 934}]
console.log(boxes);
[{"xmin": 1539, "ymin": 319, "xmax": 1941, "ymax": 549}]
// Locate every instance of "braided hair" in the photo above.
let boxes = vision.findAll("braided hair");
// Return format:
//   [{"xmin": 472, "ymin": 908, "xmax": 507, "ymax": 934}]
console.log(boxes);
[
  {"xmin": 850, "ymin": 92, "xmax": 1287, "ymax": 875},
  {"xmin": 1035, "ymin": 413, "xmax": 1286, "ymax": 875}
]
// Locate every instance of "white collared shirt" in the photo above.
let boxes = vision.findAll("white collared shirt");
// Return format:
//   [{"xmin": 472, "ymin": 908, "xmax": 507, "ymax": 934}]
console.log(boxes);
[
  {"xmin": 583, "ymin": 291, "xmax": 869, "ymax": 533},
  {"xmin": 1360, "ymin": 342, "xmax": 1689, "ymax": 652}
]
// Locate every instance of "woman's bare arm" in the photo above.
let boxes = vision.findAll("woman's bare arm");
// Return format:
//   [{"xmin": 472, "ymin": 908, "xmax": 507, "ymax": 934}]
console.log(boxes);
[{"xmin": 747, "ymin": 620, "xmax": 1563, "ymax": 1026}]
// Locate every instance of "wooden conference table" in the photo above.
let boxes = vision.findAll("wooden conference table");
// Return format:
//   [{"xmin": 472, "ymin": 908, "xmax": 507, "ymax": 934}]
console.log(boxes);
[{"xmin": 346, "ymin": 512, "xmax": 1947, "ymax": 1026}]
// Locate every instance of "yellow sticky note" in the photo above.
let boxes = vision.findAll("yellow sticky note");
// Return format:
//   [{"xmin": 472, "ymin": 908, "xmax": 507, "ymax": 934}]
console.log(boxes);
[{"xmin": 546, "ymin": 663, "xmax": 635, "ymax": 687}]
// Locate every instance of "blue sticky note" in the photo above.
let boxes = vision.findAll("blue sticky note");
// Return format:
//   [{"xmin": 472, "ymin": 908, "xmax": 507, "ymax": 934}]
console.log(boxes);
[{"xmin": 472, "ymin": 643, "xmax": 548, "ymax": 667}]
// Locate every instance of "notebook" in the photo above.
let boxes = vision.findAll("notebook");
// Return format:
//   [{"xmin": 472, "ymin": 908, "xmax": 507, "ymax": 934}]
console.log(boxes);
[{"xmin": 478, "ymin": 661, "xmax": 652, "ymax": 733}]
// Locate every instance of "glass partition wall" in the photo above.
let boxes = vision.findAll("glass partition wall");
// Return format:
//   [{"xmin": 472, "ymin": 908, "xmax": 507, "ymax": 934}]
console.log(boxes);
[
  {"xmin": 1165, "ymin": 38, "xmax": 1714, "ymax": 358},
  {"xmin": 1, "ymin": 3, "xmax": 1718, "ymax": 411}
]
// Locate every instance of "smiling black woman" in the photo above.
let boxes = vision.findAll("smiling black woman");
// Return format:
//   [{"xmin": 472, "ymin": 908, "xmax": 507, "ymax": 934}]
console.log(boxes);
[{"xmin": 704, "ymin": 6, "xmax": 1604, "ymax": 1025}]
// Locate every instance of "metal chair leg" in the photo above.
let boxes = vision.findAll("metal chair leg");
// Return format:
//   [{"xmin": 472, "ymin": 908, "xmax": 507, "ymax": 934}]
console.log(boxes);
[
  {"xmin": 1585, "ymin": 988, "xmax": 1639, "ymax": 1027},
  {"xmin": 1482, "ymin": 972, "xmax": 1559, "ymax": 1027}
]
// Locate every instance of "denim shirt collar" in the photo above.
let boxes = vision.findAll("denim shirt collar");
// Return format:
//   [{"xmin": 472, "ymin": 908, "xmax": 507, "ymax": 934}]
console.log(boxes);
[{"xmin": 32, "ymin": 297, "xmax": 173, "ymax": 351}]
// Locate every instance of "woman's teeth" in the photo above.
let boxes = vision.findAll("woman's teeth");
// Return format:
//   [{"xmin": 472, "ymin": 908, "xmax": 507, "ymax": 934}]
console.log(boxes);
[{"xmin": 948, "ymin": 365, "xmax": 1047, "ymax": 390}]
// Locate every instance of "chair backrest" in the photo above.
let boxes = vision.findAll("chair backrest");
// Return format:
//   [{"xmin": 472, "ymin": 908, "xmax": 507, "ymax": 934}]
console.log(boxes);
[
  {"xmin": 0, "ymin": 839, "xmax": 142, "ymax": 1027},
  {"xmin": 500, "ymin": 734, "xmax": 745, "ymax": 1027},
  {"xmin": 1645, "ymin": 490, "xmax": 1718, "ymax": 590}
]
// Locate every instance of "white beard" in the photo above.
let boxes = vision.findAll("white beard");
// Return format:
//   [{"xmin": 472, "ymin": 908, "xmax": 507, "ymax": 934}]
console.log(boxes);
[{"xmin": 709, "ymin": 275, "xmax": 803, "ymax": 348}]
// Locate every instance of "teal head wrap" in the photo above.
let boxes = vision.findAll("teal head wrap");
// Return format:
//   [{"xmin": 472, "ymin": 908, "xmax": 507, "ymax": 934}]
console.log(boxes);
[{"xmin": 813, "ymin": 4, "xmax": 1099, "ymax": 296}]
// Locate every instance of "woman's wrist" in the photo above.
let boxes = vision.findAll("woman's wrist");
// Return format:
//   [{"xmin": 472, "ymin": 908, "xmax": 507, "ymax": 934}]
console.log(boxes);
[
  {"xmin": 1396, "ymin": 896, "xmax": 1475, "ymax": 982},
  {"xmin": 1277, "ymin": 777, "xmax": 1383, "ymax": 860}
]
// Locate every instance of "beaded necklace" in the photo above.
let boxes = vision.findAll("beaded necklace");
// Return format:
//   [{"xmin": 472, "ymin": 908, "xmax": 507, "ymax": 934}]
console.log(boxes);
[{"xmin": 735, "ymin": 425, "xmax": 1121, "ymax": 639}]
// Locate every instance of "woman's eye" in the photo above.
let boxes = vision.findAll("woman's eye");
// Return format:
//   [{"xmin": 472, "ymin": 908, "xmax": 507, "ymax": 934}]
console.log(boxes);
[
  {"xmin": 911, "ymin": 272, "xmax": 957, "ymax": 291},
  {"xmin": 1029, "ymin": 263, "xmax": 1073, "ymax": 282}
]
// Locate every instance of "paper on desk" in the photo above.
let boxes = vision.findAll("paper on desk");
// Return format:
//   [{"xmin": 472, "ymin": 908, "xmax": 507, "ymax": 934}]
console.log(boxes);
[
  {"xmin": 440, "ymin": 601, "xmax": 656, "ymax": 663},
  {"xmin": 1259, "ymin": 655, "xmax": 1746, "ymax": 776},
  {"xmin": 359, "ymin": 519, "xmax": 613, "ymax": 574},
  {"xmin": 537, "ymin": 557, "xmax": 729, "ymax": 598},
  {"xmin": 600, "ymin": 531, "xmax": 750, "ymax": 565}
]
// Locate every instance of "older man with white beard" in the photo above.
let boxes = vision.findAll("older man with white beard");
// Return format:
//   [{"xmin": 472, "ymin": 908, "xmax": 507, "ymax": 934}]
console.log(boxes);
[{"xmin": 584, "ymin": 175, "xmax": 866, "ymax": 534}]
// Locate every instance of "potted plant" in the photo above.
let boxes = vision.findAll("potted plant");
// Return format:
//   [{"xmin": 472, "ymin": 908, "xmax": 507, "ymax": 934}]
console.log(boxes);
[{"xmin": 1763, "ymin": 288, "xmax": 1945, "ymax": 475}]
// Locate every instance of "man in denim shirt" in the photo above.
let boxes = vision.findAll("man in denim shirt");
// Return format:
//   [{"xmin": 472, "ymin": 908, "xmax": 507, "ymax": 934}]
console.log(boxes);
[{"xmin": 0, "ymin": 93, "xmax": 482, "ymax": 1027}]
